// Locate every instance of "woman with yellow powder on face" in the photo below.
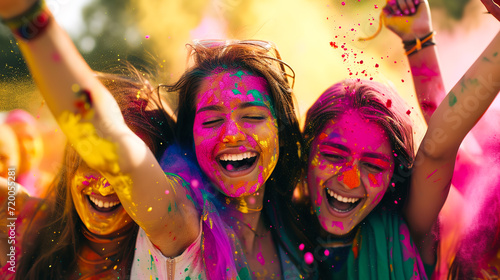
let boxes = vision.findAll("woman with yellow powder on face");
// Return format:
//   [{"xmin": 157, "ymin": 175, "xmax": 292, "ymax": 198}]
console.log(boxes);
[
  {"xmin": 0, "ymin": 1, "xmax": 255, "ymax": 279},
  {"xmin": 0, "ymin": 73, "xmax": 175, "ymax": 279}
]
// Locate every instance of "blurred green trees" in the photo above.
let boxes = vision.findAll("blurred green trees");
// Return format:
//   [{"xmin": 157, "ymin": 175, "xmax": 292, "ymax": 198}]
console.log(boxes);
[
  {"xmin": 0, "ymin": 0, "xmax": 156, "ymax": 82},
  {"xmin": 0, "ymin": 0, "xmax": 473, "ymax": 82}
]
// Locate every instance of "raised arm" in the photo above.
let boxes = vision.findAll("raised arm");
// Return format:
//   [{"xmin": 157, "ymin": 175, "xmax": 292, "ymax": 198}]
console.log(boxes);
[
  {"xmin": 384, "ymin": 0, "xmax": 446, "ymax": 122},
  {"xmin": 404, "ymin": 29, "xmax": 500, "ymax": 254},
  {"xmin": 0, "ymin": 0, "xmax": 199, "ymax": 256}
]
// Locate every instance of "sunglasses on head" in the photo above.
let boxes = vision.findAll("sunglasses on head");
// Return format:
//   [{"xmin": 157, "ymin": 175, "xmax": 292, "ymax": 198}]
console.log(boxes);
[{"xmin": 190, "ymin": 39, "xmax": 296, "ymax": 89}]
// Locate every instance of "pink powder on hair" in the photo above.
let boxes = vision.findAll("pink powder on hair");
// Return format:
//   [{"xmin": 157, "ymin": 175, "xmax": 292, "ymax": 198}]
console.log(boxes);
[{"xmin": 191, "ymin": 179, "xmax": 199, "ymax": 188}]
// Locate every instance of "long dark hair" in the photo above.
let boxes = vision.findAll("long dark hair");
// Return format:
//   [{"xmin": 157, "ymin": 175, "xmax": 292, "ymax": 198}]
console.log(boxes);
[
  {"xmin": 168, "ymin": 42, "xmax": 303, "ymax": 272},
  {"xmin": 287, "ymin": 79, "xmax": 415, "ymax": 277},
  {"xmin": 15, "ymin": 71, "xmax": 175, "ymax": 279}
]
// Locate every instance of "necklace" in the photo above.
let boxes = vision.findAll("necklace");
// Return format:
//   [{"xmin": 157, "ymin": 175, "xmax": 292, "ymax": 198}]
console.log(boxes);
[
  {"xmin": 237, "ymin": 205, "xmax": 264, "ymax": 213},
  {"xmin": 232, "ymin": 217, "xmax": 269, "ymax": 238},
  {"xmin": 225, "ymin": 197, "xmax": 264, "ymax": 213}
]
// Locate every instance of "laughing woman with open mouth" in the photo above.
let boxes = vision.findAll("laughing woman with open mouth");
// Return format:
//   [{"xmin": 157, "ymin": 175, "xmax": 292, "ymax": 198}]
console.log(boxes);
[{"xmin": 169, "ymin": 40, "xmax": 303, "ymax": 279}]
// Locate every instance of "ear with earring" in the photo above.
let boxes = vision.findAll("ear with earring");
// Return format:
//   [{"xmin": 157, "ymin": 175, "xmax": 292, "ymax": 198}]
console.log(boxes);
[{"xmin": 292, "ymin": 177, "xmax": 310, "ymax": 203}]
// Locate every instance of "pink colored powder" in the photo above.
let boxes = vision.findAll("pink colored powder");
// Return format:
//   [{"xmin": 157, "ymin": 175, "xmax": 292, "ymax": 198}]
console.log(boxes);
[
  {"xmin": 256, "ymin": 252, "xmax": 265, "ymax": 265},
  {"xmin": 315, "ymin": 190, "xmax": 323, "ymax": 206},
  {"xmin": 304, "ymin": 252, "xmax": 314, "ymax": 264},
  {"xmin": 191, "ymin": 179, "xmax": 199, "ymax": 188},
  {"xmin": 331, "ymin": 221, "xmax": 344, "ymax": 230},
  {"xmin": 233, "ymin": 186, "xmax": 247, "ymax": 197},
  {"xmin": 52, "ymin": 52, "xmax": 61, "ymax": 62},
  {"xmin": 372, "ymin": 191, "xmax": 384, "ymax": 205}
]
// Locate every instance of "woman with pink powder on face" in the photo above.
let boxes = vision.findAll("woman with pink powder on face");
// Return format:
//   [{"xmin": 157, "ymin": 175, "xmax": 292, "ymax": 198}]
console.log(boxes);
[
  {"xmin": 281, "ymin": 0, "xmax": 500, "ymax": 278},
  {"xmin": 170, "ymin": 41, "xmax": 303, "ymax": 279}
]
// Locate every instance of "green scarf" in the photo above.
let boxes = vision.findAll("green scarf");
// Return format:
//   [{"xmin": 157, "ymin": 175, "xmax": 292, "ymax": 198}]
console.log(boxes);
[{"xmin": 347, "ymin": 210, "xmax": 428, "ymax": 280}]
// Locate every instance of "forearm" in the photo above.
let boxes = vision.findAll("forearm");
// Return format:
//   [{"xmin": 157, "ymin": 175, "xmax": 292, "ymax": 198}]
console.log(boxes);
[
  {"xmin": 405, "ymin": 30, "xmax": 500, "ymax": 240},
  {"xmin": 6, "ymin": 6, "xmax": 199, "ymax": 252},
  {"xmin": 10, "ymin": 7, "xmax": 128, "ymax": 175},
  {"xmin": 422, "ymin": 30, "xmax": 500, "ymax": 159},
  {"xmin": 18, "ymin": 18, "xmax": 102, "ymax": 119},
  {"xmin": 407, "ymin": 45, "xmax": 446, "ymax": 122}
]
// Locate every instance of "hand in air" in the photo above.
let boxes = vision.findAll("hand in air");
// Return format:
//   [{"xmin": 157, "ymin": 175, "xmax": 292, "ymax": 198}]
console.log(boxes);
[
  {"xmin": 480, "ymin": 0, "xmax": 500, "ymax": 21},
  {"xmin": 384, "ymin": 0, "xmax": 433, "ymax": 42}
]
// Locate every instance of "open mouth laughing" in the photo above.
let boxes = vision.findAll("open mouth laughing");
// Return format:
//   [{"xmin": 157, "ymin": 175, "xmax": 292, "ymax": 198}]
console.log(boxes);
[
  {"xmin": 325, "ymin": 188, "xmax": 363, "ymax": 213},
  {"xmin": 87, "ymin": 194, "xmax": 122, "ymax": 213},
  {"xmin": 218, "ymin": 151, "xmax": 258, "ymax": 173}
]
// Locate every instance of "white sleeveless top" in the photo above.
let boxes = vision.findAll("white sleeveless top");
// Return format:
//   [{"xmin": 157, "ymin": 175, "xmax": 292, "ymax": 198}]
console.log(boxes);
[{"xmin": 130, "ymin": 222, "xmax": 206, "ymax": 280}]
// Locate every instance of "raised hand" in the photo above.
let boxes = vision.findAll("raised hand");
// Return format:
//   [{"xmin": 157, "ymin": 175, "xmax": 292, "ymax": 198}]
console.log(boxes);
[
  {"xmin": 481, "ymin": 0, "xmax": 500, "ymax": 21},
  {"xmin": 385, "ymin": 0, "xmax": 432, "ymax": 41}
]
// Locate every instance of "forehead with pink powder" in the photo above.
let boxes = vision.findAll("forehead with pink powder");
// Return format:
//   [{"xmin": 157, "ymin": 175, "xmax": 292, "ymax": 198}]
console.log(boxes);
[
  {"xmin": 195, "ymin": 67, "xmax": 275, "ymax": 114},
  {"xmin": 192, "ymin": 67, "xmax": 279, "ymax": 196}
]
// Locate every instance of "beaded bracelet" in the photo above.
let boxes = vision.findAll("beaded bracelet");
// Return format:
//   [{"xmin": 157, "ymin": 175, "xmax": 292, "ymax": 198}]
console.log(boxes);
[
  {"xmin": 403, "ymin": 31, "xmax": 436, "ymax": 56},
  {"xmin": 1, "ymin": 0, "xmax": 50, "ymax": 40}
]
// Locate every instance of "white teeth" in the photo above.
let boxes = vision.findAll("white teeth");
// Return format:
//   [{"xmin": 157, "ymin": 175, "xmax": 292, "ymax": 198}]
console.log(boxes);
[
  {"xmin": 326, "ymin": 188, "xmax": 360, "ymax": 204},
  {"xmin": 89, "ymin": 196, "xmax": 120, "ymax": 209},
  {"xmin": 327, "ymin": 189, "xmax": 335, "ymax": 197},
  {"xmin": 220, "ymin": 152, "xmax": 257, "ymax": 161}
]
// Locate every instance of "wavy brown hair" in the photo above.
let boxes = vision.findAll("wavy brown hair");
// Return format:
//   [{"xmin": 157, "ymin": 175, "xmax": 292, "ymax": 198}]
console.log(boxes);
[
  {"xmin": 15, "ymin": 71, "xmax": 175, "ymax": 279},
  {"xmin": 167, "ymin": 42, "xmax": 303, "ymax": 274}
]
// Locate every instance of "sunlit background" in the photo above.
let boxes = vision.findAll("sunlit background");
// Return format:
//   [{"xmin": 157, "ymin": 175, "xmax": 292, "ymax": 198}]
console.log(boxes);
[{"xmin": 0, "ymin": 0, "xmax": 498, "ymax": 174}]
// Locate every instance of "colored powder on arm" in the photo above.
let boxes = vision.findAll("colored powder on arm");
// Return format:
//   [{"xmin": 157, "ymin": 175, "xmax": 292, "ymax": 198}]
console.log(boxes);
[{"xmin": 449, "ymin": 93, "xmax": 457, "ymax": 107}]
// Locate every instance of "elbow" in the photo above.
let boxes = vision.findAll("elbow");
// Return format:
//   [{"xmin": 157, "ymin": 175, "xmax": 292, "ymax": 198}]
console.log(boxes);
[{"xmin": 418, "ymin": 127, "xmax": 460, "ymax": 160}]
